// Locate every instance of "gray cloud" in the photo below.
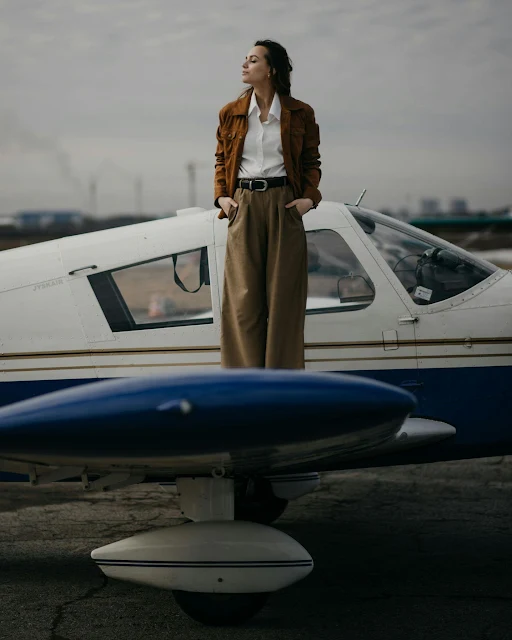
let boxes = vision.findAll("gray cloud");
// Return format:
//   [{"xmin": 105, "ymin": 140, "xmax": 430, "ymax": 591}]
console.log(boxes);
[{"xmin": 0, "ymin": 0, "xmax": 510, "ymax": 214}]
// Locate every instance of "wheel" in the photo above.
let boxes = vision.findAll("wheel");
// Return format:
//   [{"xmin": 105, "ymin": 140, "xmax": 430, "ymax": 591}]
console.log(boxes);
[
  {"xmin": 234, "ymin": 477, "xmax": 289, "ymax": 524},
  {"xmin": 172, "ymin": 590, "xmax": 269, "ymax": 626}
]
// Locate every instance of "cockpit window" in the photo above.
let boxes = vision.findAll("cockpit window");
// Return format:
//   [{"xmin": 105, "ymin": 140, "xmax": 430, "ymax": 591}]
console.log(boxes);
[
  {"xmin": 348, "ymin": 207, "xmax": 497, "ymax": 305},
  {"xmin": 306, "ymin": 229, "xmax": 375, "ymax": 314},
  {"xmin": 89, "ymin": 247, "xmax": 213, "ymax": 331}
]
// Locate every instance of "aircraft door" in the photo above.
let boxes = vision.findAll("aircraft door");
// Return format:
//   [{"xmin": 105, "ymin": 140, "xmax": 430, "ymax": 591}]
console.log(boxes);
[
  {"xmin": 399, "ymin": 247, "xmax": 502, "ymax": 424},
  {"xmin": 303, "ymin": 226, "xmax": 419, "ymax": 394},
  {"xmin": 346, "ymin": 206, "xmax": 502, "ymax": 418}
]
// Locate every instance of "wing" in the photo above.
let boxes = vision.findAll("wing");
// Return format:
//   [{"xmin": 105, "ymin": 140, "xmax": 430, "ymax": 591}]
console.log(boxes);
[{"xmin": 0, "ymin": 370, "xmax": 416, "ymax": 485}]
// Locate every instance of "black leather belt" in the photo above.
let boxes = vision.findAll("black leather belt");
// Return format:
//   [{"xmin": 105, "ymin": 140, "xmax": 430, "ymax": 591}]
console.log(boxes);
[{"xmin": 237, "ymin": 176, "xmax": 288, "ymax": 192}]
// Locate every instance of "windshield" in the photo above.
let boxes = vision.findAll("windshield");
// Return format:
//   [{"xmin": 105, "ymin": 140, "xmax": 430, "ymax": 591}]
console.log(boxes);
[{"xmin": 347, "ymin": 206, "xmax": 497, "ymax": 305}]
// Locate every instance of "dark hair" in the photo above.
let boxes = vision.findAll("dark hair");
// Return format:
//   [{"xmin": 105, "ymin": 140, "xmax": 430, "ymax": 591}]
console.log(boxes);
[{"xmin": 238, "ymin": 40, "xmax": 293, "ymax": 99}]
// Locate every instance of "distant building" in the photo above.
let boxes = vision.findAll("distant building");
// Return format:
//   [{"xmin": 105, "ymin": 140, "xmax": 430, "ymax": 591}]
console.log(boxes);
[
  {"xmin": 449, "ymin": 198, "xmax": 468, "ymax": 215},
  {"xmin": 14, "ymin": 210, "xmax": 84, "ymax": 230},
  {"xmin": 0, "ymin": 215, "xmax": 16, "ymax": 227},
  {"xmin": 490, "ymin": 206, "xmax": 512, "ymax": 218},
  {"xmin": 420, "ymin": 199, "xmax": 440, "ymax": 216},
  {"xmin": 397, "ymin": 207, "xmax": 411, "ymax": 221}
]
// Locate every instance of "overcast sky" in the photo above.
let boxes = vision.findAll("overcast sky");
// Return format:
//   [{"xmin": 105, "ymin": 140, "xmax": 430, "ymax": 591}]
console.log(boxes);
[{"xmin": 0, "ymin": 0, "xmax": 510, "ymax": 216}]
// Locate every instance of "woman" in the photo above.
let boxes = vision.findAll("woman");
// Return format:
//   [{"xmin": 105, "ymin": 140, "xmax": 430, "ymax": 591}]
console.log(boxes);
[{"xmin": 214, "ymin": 39, "xmax": 321, "ymax": 369}]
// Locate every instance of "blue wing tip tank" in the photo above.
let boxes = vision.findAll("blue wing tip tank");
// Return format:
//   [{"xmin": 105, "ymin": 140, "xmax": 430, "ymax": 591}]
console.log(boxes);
[{"xmin": 0, "ymin": 370, "xmax": 416, "ymax": 467}]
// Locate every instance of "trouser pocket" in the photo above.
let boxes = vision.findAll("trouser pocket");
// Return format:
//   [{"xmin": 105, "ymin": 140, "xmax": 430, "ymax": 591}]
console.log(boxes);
[
  {"xmin": 288, "ymin": 203, "xmax": 303, "ymax": 222},
  {"xmin": 227, "ymin": 204, "xmax": 239, "ymax": 225}
]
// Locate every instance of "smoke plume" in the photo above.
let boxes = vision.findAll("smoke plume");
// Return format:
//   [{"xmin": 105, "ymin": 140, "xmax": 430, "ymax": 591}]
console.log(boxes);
[{"xmin": 0, "ymin": 110, "xmax": 84, "ymax": 196}]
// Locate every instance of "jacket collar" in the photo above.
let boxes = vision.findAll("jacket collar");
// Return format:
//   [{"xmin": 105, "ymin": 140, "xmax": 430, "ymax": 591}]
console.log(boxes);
[
  {"xmin": 232, "ymin": 88, "xmax": 302, "ymax": 115},
  {"xmin": 248, "ymin": 89, "xmax": 281, "ymax": 121}
]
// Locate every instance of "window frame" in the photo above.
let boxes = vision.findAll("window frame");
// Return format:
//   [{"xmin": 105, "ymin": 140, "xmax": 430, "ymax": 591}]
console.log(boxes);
[
  {"xmin": 88, "ymin": 247, "xmax": 214, "ymax": 333},
  {"xmin": 305, "ymin": 228, "xmax": 376, "ymax": 316}
]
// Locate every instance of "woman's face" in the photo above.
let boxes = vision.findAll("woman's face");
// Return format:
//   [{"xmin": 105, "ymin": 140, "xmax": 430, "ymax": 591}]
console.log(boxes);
[{"xmin": 241, "ymin": 46, "xmax": 271, "ymax": 85}]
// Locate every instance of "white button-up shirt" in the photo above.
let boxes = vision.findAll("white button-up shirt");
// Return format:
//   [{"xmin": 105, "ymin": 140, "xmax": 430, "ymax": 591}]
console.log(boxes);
[{"xmin": 237, "ymin": 90, "xmax": 287, "ymax": 179}]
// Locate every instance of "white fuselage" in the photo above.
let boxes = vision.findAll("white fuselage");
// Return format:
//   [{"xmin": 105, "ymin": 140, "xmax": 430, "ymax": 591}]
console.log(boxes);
[{"xmin": 1, "ymin": 202, "xmax": 511, "ymax": 462}]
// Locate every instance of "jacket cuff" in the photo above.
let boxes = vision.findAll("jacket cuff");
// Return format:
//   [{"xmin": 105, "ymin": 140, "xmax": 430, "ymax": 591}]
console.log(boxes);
[
  {"xmin": 302, "ymin": 187, "xmax": 322, "ymax": 209},
  {"xmin": 214, "ymin": 195, "xmax": 229, "ymax": 219}
]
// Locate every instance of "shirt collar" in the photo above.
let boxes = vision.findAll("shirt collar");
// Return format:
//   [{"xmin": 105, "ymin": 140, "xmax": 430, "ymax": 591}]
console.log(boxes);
[{"xmin": 248, "ymin": 90, "xmax": 281, "ymax": 122}]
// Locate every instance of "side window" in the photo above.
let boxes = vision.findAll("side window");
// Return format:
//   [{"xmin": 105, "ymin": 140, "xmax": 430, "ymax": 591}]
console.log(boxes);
[
  {"xmin": 306, "ymin": 230, "xmax": 375, "ymax": 314},
  {"xmin": 89, "ymin": 247, "xmax": 212, "ymax": 331},
  {"xmin": 350, "ymin": 208, "xmax": 497, "ymax": 305}
]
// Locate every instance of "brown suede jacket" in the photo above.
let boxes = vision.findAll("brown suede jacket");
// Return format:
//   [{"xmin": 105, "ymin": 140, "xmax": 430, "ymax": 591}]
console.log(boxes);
[{"xmin": 214, "ymin": 89, "xmax": 321, "ymax": 219}]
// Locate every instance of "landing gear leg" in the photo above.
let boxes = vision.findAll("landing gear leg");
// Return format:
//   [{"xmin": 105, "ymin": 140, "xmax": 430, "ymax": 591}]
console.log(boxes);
[{"xmin": 235, "ymin": 477, "xmax": 288, "ymax": 524}]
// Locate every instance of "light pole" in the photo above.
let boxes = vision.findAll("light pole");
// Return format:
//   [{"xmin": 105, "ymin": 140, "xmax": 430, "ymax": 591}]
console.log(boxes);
[
  {"xmin": 185, "ymin": 161, "xmax": 210, "ymax": 208},
  {"xmin": 91, "ymin": 159, "xmax": 145, "ymax": 216},
  {"xmin": 186, "ymin": 162, "xmax": 196, "ymax": 208},
  {"xmin": 134, "ymin": 176, "xmax": 144, "ymax": 215},
  {"xmin": 88, "ymin": 176, "xmax": 98, "ymax": 216}
]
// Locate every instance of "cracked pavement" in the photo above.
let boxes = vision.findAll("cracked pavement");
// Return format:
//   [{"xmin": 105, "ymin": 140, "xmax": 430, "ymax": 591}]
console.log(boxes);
[{"xmin": 0, "ymin": 458, "xmax": 511, "ymax": 640}]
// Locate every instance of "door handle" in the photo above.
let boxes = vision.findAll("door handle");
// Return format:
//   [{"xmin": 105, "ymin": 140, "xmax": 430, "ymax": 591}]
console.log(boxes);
[
  {"xmin": 69, "ymin": 265, "xmax": 98, "ymax": 275},
  {"xmin": 398, "ymin": 316, "xmax": 418, "ymax": 324}
]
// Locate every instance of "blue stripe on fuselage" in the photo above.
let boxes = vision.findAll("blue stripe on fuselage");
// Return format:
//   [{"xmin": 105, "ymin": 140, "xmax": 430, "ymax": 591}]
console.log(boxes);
[
  {"xmin": 0, "ymin": 378, "xmax": 96, "ymax": 407},
  {"xmin": 353, "ymin": 366, "xmax": 511, "ymax": 446},
  {"xmin": 349, "ymin": 366, "xmax": 512, "ymax": 464}
]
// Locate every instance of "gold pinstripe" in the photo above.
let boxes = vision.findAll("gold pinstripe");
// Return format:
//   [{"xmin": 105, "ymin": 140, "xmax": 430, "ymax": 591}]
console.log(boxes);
[
  {"xmin": 2, "ymin": 337, "xmax": 512, "ymax": 361},
  {"xmin": 3, "ymin": 353, "xmax": 512, "ymax": 373}
]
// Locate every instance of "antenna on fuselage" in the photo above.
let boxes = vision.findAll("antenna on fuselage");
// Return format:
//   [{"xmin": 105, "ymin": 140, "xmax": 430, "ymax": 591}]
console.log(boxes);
[{"xmin": 355, "ymin": 189, "xmax": 367, "ymax": 207}]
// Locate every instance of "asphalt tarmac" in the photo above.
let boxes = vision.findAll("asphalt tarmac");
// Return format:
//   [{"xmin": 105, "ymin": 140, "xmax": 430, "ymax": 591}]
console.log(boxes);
[{"xmin": 0, "ymin": 458, "xmax": 510, "ymax": 640}]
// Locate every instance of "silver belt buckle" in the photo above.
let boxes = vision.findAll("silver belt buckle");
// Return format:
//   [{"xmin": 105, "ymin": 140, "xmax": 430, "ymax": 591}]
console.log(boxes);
[{"xmin": 253, "ymin": 179, "xmax": 268, "ymax": 191}]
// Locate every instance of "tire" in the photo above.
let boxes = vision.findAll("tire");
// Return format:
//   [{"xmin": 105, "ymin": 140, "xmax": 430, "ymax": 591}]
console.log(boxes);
[
  {"xmin": 235, "ymin": 495, "xmax": 288, "ymax": 524},
  {"xmin": 172, "ymin": 591, "xmax": 269, "ymax": 626}
]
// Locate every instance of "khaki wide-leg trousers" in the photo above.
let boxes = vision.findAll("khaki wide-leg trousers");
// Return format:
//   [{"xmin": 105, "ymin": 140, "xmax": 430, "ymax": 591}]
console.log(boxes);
[{"xmin": 221, "ymin": 184, "xmax": 308, "ymax": 369}]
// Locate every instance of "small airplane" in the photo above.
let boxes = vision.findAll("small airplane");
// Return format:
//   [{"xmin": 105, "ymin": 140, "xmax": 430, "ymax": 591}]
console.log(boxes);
[{"xmin": 0, "ymin": 199, "xmax": 510, "ymax": 625}]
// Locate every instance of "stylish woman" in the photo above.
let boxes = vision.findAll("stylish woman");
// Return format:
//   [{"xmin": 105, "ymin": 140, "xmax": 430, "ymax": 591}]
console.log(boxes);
[{"xmin": 214, "ymin": 39, "xmax": 321, "ymax": 369}]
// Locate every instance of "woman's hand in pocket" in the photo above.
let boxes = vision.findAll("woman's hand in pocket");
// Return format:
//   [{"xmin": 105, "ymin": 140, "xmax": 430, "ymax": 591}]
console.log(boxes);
[
  {"xmin": 218, "ymin": 197, "xmax": 238, "ymax": 218},
  {"xmin": 285, "ymin": 197, "xmax": 313, "ymax": 216}
]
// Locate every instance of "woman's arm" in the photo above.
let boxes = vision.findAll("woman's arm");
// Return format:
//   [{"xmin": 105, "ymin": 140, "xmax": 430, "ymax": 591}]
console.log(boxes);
[
  {"xmin": 214, "ymin": 110, "xmax": 228, "ymax": 209},
  {"xmin": 301, "ymin": 106, "xmax": 322, "ymax": 208}
]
